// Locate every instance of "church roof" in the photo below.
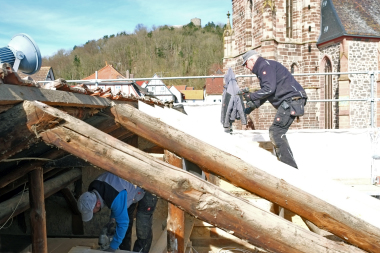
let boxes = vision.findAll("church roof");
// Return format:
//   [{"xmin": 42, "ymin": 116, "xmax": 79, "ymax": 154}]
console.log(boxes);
[{"xmin": 318, "ymin": 0, "xmax": 380, "ymax": 45}]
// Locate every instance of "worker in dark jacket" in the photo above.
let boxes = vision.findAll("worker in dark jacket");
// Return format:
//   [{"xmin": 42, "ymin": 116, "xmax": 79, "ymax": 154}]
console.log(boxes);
[
  {"xmin": 241, "ymin": 50, "xmax": 307, "ymax": 169},
  {"xmin": 77, "ymin": 172, "xmax": 157, "ymax": 252}
]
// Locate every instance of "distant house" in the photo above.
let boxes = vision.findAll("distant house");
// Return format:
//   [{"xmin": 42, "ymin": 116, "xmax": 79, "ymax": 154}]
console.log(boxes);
[
  {"xmin": 145, "ymin": 74, "xmax": 176, "ymax": 102},
  {"xmin": 204, "ymin": 74, "xmax": 224, "ymax": 103},
  {"xmin": 82, "ymin": 65, "xmax": 142, "ymax": 97},
  {"xmin": 18, "ymin": 66, "xmax": 55, "ymax": 82},
  {"xmin": 136, "ymin": 81, "xmax": 148, "ymax": 88},
  {"xmin": 169, "ymin": 86, "xmax": 183, "ymax": 103},
  {"xmin": 182, "ymin": 90, "xmax": 204, "ymax": 103}
]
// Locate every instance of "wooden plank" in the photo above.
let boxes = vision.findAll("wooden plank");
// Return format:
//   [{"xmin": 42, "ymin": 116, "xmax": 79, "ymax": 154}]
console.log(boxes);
[
  {"xmin": 164, "ymin": 150, "xmax": 185, "ymax": 253},
  {"xmin": 0, "ymin": 84, "xmax": 111, "ymax": 108},
  {"xmin": 0, "ymin": 168, "xmax": 81, "ymax": 225},
  {"xmin": 27, "ymin": 101, "xmax": 366, "ymax": 253},
  {"xmin": 28, "ymin": 168, "xmax": 48, "ymax": 253},
  {"xmin": 107, "ymin": 102, "xmax": 380, "ymax": 253},
  {"xmin": 183, "ymin": 214, "xmax": 195, "ymax": 250}
]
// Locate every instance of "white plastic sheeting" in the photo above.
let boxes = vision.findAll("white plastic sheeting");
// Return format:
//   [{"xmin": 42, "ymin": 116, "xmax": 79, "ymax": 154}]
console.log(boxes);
[{"xmin": 140, "ymin": 101, "xmax": 380, "ymax": 228}]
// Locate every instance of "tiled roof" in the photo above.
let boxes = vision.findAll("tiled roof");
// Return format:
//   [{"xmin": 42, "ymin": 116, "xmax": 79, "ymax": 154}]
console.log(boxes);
[
  {"xmin": 318, "ymin": 0, "xmax": 380, "ymax": 44},
  {"xmin": 332, "ymin": 0, "xmax": 380, "ymax": 37},
  {"xmin": 181, "ymin": 90, "xmax": 204, "ymax": 100},
  {"xmin": 18, "ymin": 66, "xmax": 53, "ymax": 81},
  {"xmin": 185, "ymin": 87, "xmax": 194, "ymax": 90},
  {"xmin": 173, "ymin": 85, "xmax": 187, "ymax": 91},
  {"xmin": 205, "ymin": 76, "xmax": 224, "ymax": 95},
  {"xmin": 136, "ymin": 81, "xmax": 147, "ymax": 86},
  {"xmin": 82, "ymin": 65, "xmax": 125, "ymax": 80}
]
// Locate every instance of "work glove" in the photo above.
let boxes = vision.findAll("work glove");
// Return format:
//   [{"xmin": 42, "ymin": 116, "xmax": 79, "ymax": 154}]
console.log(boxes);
[
  {"xmin": 103, "ymin": 247, "xmax": 116, "ymax": 252},
  {"xmin": 241, "ymin": 87, "xmax": 252, "ymax": 102},
  {"xmin": 244, "ymin": 101, "xmax": 257, "ymax": 115}
]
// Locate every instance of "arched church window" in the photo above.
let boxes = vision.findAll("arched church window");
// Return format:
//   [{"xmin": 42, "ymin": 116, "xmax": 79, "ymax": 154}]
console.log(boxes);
[
  {"xmin": 291, "ymin": 63, "xmax": 298, "ymax": 74},
  {"xmin": 286, "ymin": 0, "xmax": 293, "ymax": 38},
  {"xmin": 245, "ymin": 0, "xmax": 253, "ymax": 46},
  {"xmin": 324, "ymin": 57, "xmax": 333, "ymax": 129}
]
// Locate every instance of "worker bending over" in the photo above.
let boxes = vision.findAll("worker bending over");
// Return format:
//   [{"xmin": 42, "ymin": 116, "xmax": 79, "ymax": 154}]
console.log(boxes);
[
  {"xmin": 242, "ymin": 50, "xmax": 307, "ymax": 169},
  {"xmin": 77, "ymin": 172, "xmax": 157, "ymax": 252}
]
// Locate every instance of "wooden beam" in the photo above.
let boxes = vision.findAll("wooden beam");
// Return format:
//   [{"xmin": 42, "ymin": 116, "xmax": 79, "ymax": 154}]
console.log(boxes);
[
  {"xmin": 0, "ymin": 102, "xmax": 99, "ymax": 162},
  {"xmin": 0, "ymin": 167, "xmax": 65, "ymax": 197},
  {"xmin": 0, "ymin": 149, "xmax": 66, "ymax": 188},
  {"xmin": 164, "ymin": 150, "xmax": 185, "ymax": 253},
  {"xmin": 0, "ymin": 107, "xmax": 128, "ymax": 192},
  {"xmin": 60, "ymin": 188, "xmax": 81, "ymax": 215},
  {"xmin": 0, "ymin": 168, "xmax": 82, "ymax": 225},
  {"xmin": 107, "ymin": 103, "xmax": 380, "ymax": 253},
  {"xmin": 0, "ymin": 84, "xmax": 111, "ymax": 107},
  {"xmin": 61, "ymin": 187, "xmax": 84, "ymax": 235},
  {"xmin": 28, "ymin": 168, "xmax": 48, "ymax": 253},
  {"xmin": 27, "ymin": 101, "xmax": 365, "ymax": 253}
]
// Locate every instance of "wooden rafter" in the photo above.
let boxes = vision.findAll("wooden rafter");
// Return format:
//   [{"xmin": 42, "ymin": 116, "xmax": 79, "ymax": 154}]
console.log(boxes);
[
  {"xmin": 24, "ymin": 101, "xmax": 365, "ymax": 253},
  {"xmin": 105, "ymin": 103, "xmax": 380, "ymax": 253},
  {"xmin": 0, "ymin": 168, "xmax": 81, "ymax": 225}
]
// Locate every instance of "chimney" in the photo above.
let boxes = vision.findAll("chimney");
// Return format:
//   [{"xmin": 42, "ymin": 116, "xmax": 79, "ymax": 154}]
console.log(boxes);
[
  {"xmin": 130, "ymin": 74, "xmax": 134, "ymax": 79},
  {"xmin": 126, "ymin": 70, "xmax": 130, "ymax": 79}
]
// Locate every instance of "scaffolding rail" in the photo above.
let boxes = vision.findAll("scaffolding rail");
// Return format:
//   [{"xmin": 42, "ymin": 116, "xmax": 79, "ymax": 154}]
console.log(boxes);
[{"xmin": 37, "ymin": 71, "xmax": 380, "ymax": 127}]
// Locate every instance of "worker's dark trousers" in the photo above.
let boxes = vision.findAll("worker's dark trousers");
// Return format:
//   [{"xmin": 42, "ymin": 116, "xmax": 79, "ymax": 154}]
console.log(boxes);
[
  {"xmin": 269, "ymin": 101, "xmax": 298, "ymax": 169},
  {"xmin": 119, "ymin": 192, "xmax": 158, "ymax": 252}
]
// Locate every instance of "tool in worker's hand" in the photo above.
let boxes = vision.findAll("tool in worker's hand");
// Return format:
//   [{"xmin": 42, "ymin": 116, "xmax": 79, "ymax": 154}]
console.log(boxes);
[
  {"xmin": 98, "ymin": 218, "xmax": 116, "ymax": 251},
  {"xmin": 241, "ymin": 87, "xmax": 251, "ymax": 102}
]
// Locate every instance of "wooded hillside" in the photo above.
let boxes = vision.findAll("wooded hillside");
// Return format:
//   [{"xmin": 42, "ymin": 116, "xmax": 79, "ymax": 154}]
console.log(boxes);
[{"xmin": 43, "ymin": 22, "xmax": 225, "ymax": 89}]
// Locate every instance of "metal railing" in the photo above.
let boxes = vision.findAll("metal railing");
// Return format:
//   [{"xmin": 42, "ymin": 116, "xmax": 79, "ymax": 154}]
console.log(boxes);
[
  {"xmin": 37, "ymin": 70, "xmax": 380, "ymax": 127},
  {"xmin": 37, "ymin": 70, "xmax": 380, "ymax": 184}
]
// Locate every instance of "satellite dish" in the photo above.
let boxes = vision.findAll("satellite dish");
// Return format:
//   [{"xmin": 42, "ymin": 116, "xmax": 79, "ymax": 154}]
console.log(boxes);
[{"xmin": 0, "ymin": 33, "xmax": 42, "ymax": 75}]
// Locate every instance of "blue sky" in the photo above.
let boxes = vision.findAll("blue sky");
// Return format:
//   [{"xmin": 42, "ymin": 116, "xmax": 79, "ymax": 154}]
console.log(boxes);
[{"xmin": 0, "ymin": 0, "xmax": 232, "ymax": 58}]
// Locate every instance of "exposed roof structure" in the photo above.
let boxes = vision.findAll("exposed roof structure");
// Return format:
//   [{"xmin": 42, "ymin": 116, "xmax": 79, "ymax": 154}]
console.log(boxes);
[
  {"xmin": 82, "ymin": 65, "xmax": 125, "ymax": 80},
  {"xmin": 318, "ymin": 0, "xmax": 380, "ymax": 45},
  {"xmin": 1, "ymin": 65, "xmax": 380, "ymax": 253},
  {"xmin": 17, "ymin": 66, "xmax": 54, "ymax": 81},
  {"xmin": 205, "ymin": 76, "xmax": 224, "ymax": 95}
]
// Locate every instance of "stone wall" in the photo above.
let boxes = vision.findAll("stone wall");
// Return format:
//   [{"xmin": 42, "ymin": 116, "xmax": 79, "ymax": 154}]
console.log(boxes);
[
  {"xmin": 349, "ymin": 41, "xmax": 378, "ymax": 128},
  {"xmin": 225, "ymin": 0, "xmax": 321, "ymax": 130}
]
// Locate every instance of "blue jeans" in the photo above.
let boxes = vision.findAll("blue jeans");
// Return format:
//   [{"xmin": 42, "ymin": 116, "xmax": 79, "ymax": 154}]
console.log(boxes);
[{"xmin": 119, "ymin": 191, "xmax": 158, "ymax": 252}]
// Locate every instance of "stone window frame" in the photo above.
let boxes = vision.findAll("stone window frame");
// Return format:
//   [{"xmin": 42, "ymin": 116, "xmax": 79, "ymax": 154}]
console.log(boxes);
[
  {"xmin": 286, "ymin": 0, "xmax": 293, "ymax": 38},
  {"xmin": 245, "ymin": 0, "xmax": 253, "ymax": 47},
  {"xmin": 320, "ymin": 55, "xmax": 334, "ymax": 129}
]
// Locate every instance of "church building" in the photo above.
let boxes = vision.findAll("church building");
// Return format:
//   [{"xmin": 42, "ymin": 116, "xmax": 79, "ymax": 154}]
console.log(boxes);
[{"xmin": 224, "ymin": 0, "xmax": 380, "ymax": 129}]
